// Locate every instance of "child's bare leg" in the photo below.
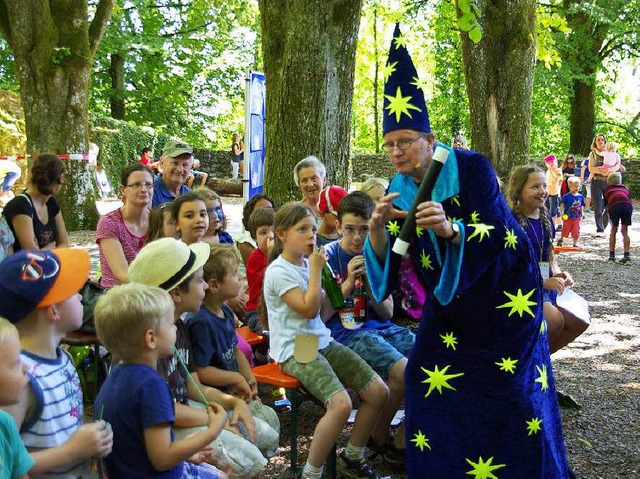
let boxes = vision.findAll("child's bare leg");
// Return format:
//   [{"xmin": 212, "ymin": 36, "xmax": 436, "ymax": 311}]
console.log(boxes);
[
  {"xmin": 550, "ymin": 306, "xmax": 589, "ymax": 353},
  {"xmin": 544, "ymin": 302, "xmax": 564, "ymax": 346},
  {"xmin": 307, "ymin": 390, "xmax": 351, "ymax": 467},
  {"xmin": 609, "ymin": 226, "xmax": 618, "ymax": 258},
  {"xmin": 372, "ymin": 359, "xmax": 406, "ymax": 448},
  {"xmin": 622, "ymin": 225, "xmax": 630, "ymax": 254},
  {"xmin": 350, "ymin": 377, "xmax": 388, "ymax": 447}
]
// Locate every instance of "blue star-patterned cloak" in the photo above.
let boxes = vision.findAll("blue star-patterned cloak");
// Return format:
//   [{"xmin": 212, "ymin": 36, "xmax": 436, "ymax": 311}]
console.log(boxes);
[{"xmin": 364, "ymin": 146, "xmax": 573, "ymax": 478}]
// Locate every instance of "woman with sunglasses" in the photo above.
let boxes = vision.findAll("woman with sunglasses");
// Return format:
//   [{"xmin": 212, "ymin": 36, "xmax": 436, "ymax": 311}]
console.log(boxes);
[
  {"xmin": 560, "ymin": 153, "xmax": 577, "ymax": 197},
  {"xmin": 96, "ymin": 164, "xmax": 152, "ymax": 286}
]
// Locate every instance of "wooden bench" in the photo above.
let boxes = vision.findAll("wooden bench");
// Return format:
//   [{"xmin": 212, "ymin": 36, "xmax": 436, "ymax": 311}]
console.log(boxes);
[{"xmin": 252, "ymin": 362, "xmax": 336, "ymax": 477}]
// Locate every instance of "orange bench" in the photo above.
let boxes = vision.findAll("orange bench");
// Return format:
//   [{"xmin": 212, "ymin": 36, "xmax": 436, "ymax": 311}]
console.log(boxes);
[
  {"xmin": 236, "ymin": 326, "xmax": 265, "ymax": 346},
  {"xmin": 554, "ymin": 246, "xmax": 584, "ymax": 253},
  {"xmin": 252, "ymin": 362, "xmax": 336, "ymax": 477}
]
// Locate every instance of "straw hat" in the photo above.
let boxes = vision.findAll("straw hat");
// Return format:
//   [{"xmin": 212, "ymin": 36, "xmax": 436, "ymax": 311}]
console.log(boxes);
[{"xmin": 129, "ymin": 238, "xmax": 209, "ymax": 290}]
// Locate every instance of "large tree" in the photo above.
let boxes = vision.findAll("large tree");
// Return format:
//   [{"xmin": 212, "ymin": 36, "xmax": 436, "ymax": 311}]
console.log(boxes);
[
  {"xmin": 557, "ymin": 0, "xmax": 640, "ymax": 155},
  {"xmin": 457, "ymin": 0, "xmax": 537, "ymax": 176},
  {"xmin": 0, "ymin": 1, "xmax": 114, "ymax": 229},
  {"xmin": 259, "ymin": 0, "xmax": 363, "ymax": 204}
]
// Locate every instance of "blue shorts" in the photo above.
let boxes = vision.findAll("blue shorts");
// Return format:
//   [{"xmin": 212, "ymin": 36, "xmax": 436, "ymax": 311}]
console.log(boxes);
[
  {"xmin": 608, "ymin": 204, "xmax": 632, "ymax": 228},
  {"xmin": 345, "ymin": 324, "xmax": 415, "ymax": 379},
  {"xmin": 182, "ymin": 461, "xmax": 220, "ymax": 478}
]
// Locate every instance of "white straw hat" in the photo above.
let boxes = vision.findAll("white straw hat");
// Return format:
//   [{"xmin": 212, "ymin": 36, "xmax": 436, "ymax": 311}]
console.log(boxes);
[{"xmin": 129, "ymin": 238, "xmax": 209, "ymax": 291}]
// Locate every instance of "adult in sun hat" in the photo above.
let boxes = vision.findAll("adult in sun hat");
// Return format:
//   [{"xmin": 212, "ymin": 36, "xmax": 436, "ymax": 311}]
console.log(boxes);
[
  {"xmin": 0, "ymin": 248, "xmax": 114, "ymax": 476},
  {"xmin": 363, "ymin": 23, "xmax": 573, "ymax": 477},
  {"xmin": 316, "ymin": 184, "xmax": 348, "ymax": 246},
  {"xmin": 151, "ymin": 140, "xmax": 194, "ymax": 208},
  {"xmin": 129, "ymin": 238, "xmax": 277, "ymax": 477}
]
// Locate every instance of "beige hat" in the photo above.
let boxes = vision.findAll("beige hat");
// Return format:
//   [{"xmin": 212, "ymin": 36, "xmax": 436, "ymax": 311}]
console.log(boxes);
[
  {"xmin": 161, "ymin": 140, "xmax": 193, "ymax": 159},
  {"xmin": 129, "ymin": 238, "xmax": 209, "ymax": 291}
]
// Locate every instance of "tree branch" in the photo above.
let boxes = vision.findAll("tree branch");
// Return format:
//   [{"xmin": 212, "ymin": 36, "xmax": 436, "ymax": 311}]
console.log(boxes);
[
  {"xmin": 0, "ymin": 1, "xmax": 11, "ymax": 43},
  {"xmin": 89, "ymin": 0, "xmax": 115, "ymax": 56},
  {"xmin": 159, "ymin": 21, "xmax": 214, "ymax": 38}
]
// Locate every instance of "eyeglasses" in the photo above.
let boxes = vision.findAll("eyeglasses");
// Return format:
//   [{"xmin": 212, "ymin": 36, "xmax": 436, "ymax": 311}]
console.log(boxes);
[
  {"xmin": 126, "ymin": 182, "xmax": 154, "ymax": 190},
  {"xmin": 342, "ymin": 226, "xmax": 370, "ymax": 238},
  {"xmin": 382, "ymin": 136, "xmax": 424, "ymax": 153}
]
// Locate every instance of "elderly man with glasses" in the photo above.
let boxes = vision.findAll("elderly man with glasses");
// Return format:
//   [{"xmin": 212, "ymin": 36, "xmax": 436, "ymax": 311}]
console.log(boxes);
[{"xmin": 152, "ymin": 140, "xmax": 194, "ymax": 208}]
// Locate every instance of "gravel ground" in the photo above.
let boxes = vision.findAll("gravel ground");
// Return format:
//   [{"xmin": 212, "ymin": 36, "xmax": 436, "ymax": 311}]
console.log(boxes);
[{"xmin": 69, "ymin": 198, "xmax": 639, "ymax": 479}]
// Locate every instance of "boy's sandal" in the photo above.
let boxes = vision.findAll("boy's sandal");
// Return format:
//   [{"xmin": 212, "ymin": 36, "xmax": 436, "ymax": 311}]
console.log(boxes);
[{"xmin": 367, "ymin": 438, "xmax": 406, "ymax": 466}]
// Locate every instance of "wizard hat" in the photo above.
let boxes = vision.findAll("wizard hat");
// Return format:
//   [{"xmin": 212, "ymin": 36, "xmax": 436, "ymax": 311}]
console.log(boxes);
[{"xmin": 382, "ymin": 24, "xmax": 430, "ymax": 135}]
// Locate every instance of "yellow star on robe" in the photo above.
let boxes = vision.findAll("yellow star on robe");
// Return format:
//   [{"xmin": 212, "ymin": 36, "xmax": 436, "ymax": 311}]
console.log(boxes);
[
  {"xmin": 382, "ymin": 61, "xmax": 398, "ymax": 82},
  {"xmin": 535, "ymin": 364, "xmax": 549, "ymax": 391},
  {"xmin": 526, "ymin": 417, "xmax": 543, "ymax": 436},
  {"xmin": 467, "ymin": 223, "xmax": 494, "ymax": 242},
  {"xmin": 386, "ymin": 220, "xmax": 400, "ymax": 236},
  {"xmin": 420, "ymin": 250, "xmax": 434, "ymax": 270},
  {"xmin": 447, "ymin": 216, "xmax": 461, "ymax": 224},
  {"xmin": 465, "ymin": 456, "xmax": 506, "ymax": 479},
  {"xmin": 416, "ymin": 226, "xmax": 424, "ymax": 238},
  {"xmin": 394, "ymin": 34, "xmax": 407, "ymax": 49},
  {"xmin": 495, "ymin": 357, "xmax": 518, "ymax": 374},
  {"xmin": 421, "ymin": 364, "xmax": 464, "ymax": 397},
  {"xmin": 496, "ymin": 288, "xmax": 537, "ymax": 318},
  {"xmin": 469, "ymin": 211, "xmax": 481, "ymax": 224},
  {"xmin": 411, "ymin": 430, "xmax": 431, "ymax": 451},
  {"xmin": 440, "ymin": 332, "xmax": 458, "ymax": 350},
  {"xmin": 384, "ymin": 86, "xmax": 422, "ymax": 123},
  {"xmin": 410, "ymin": 75, "xmax": 424, "ymax": 89},
  {"xmin": 504, "ymin": 229, "xmax": 518, "ymax": 250},
  {"xmin": 451, "ymin": 195, "xmax": 461, "ymax": 207}
]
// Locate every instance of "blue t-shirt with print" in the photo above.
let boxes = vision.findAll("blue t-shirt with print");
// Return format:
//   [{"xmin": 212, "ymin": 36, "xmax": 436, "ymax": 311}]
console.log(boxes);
[
  {"xmin": 561, "ymin": 192, "xmax": 585, "ymax": 219},
  {"xmin": 324, "ymin": 240, "xmax": 392, "ymax": 344},
  {"xmin": 186, "ymin": 304, "xmax": 238, "ymax": 390}
]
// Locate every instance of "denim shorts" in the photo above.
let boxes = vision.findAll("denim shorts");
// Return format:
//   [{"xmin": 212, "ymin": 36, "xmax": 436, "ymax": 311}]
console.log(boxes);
[
  {"xmin": 281, "ymin": 340, "xmax": 378, "ymax": 405},
  {"xmin": 345, "ymin": 324, "xmax": 415, "ymax": 379},
  {"xmin": 546, "ymin": 195, "xmax": 560, "ymax": 217}
]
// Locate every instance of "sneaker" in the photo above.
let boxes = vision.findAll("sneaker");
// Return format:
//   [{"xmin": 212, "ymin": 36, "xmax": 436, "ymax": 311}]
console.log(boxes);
[
  {"xmin": 608, "ymin": 257, "xmax": 616, "ymax": 262},
  {"xmin": 367, "ymin": 439, "xmax": 406, "ymax": 466},
  {"xmin": 556, "ymin": 239, "xmax": 564, "ymax": 247},
  {"xmin": 619, "ymin": 257, "xmax": 631, "ymax": 264},
  {"xmin": 337, "ymin": 452, "xmax": 380, "ymax": 479}
]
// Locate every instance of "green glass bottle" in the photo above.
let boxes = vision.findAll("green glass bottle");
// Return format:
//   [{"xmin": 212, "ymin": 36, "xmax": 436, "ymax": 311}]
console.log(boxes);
[{"xmin": 322, "ymin": 264, "xmax": 345, "ymax": 309}]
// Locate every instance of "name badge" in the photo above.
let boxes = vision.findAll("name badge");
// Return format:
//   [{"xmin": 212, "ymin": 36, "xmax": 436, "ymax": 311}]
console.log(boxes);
[{"xmin": 539, "ymin": 261, "xmax": 550, "ymax": 280}]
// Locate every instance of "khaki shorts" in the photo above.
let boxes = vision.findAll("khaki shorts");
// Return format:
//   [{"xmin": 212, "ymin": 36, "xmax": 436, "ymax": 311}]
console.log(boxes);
[{"xmin": 281, "ymin": 340, "xmax": 378, "ymax": 405}]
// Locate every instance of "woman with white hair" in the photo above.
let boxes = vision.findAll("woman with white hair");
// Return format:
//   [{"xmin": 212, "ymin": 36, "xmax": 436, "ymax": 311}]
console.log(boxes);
[{"xmin": 293, "ymin": 155, "xmax": 327, "ymax": 216}]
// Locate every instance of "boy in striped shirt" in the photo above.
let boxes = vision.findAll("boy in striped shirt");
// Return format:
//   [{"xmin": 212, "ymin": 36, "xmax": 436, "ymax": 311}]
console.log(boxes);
[
  {"xmin": 604, "ymin": 172, "xmax": 633, "ymax": 263},
  {"xmin": 0, "ymin": 249, "xmax": 113, "ymax": 478}
]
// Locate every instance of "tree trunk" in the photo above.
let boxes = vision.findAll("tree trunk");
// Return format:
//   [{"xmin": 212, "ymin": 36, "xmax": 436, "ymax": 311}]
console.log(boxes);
[
  {"xmin": 569, "ymin": 80, "xmax": 596, "ymax": 156},
  {"xmin": 258, "ymin": 0, "xmax": 363, "ymax": 205},
  {"xmin": 561, "ymin": 0, "xmax": 609, "ymax": 157},
  {"xmin": 0, "ymin": 0, "xmax": 114, "ymax": 230},
  {"xmin": 110, "ymin": 53, "xmax": 125, "ymax": 120},
  {"xmin": 458, "ymin": 0, "xmax": 537, "ymax": 177}
]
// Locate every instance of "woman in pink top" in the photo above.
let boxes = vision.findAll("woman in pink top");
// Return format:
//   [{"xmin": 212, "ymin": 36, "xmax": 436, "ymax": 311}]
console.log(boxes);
[{"xmin": 96, "ymin": 164, "xmax": 152, "ymax": 286}]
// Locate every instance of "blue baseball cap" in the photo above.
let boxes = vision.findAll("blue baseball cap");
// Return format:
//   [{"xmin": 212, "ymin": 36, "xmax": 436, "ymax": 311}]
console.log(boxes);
[{"xmin": 0, "ymin": 249, "xmax": 90, "ymax": 324}]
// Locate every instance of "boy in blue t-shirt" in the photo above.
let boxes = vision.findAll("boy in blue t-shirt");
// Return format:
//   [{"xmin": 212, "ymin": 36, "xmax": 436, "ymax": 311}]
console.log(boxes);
[
  {"xmin": 94, "ymin": 283, "xmax": 227, "ymax": 479},
  {"xmin": 558, "ymin": 176, "xmax": 586, "ymax": 247},
  {"xmin": 186, "ymin": 244, "xmax": 280, "ymax": 458},
  {"xmin": 324, "ymin": 191, "xmax": 415, "ymax": 464}
]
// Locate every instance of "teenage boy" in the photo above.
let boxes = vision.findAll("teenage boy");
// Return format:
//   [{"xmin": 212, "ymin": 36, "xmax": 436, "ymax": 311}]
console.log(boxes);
[
  {"xmin": 0, "ymin": 317, "xmax": 33, "ymax": 479},
  {"xmin": 324, "ymin": 191, "xmax": 415, "ymax": 464},
  {"xmin": 315, "ymin": 185, "xmax": 348, "ymax": 247},
  {"xmin": 129, "ymin": 238, "xmax": 270, "ymax": 478},
  {"xmin": 0, "ymin": 249, "xmax": 113, "ymax": 478},
  {"xmin": 94, "ymin": 283, "xmax": 227, "ymax": 478},
  {"xmin": 186, "ymin": 244, "xmax": 280, "ymax": 456}
]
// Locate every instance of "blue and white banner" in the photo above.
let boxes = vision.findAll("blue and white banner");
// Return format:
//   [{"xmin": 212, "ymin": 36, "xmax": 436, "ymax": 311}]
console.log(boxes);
[{"xmin": 244, "ymin": 71, "xmax": 266, "ymax": 202}]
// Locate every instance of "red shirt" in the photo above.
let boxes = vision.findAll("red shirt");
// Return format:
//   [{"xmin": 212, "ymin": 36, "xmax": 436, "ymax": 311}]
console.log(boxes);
[
  {"xmin": 246, "ymin": 247, "xmax": 268, "ymax": 312},
  {"xmin": 140, "ymin": 156, "xmax": 153, "ymax": 167}
]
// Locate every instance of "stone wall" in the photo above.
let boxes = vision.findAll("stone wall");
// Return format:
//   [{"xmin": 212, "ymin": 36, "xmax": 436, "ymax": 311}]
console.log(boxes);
[{"xmin": 194, "ymin": 149, "xmax": 640, "ymax": 199}]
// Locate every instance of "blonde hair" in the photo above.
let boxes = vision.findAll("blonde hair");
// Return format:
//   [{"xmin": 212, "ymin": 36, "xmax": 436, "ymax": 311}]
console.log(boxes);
[
  {"xmin": 94, "ymin": 283, "xmax": 174, "ymax": 360},
  {"xmin": 605, "ymin": 141, "xmax": 617, "ymax": 152},
  {"xmin": 0, "ymin": 317, "xmax": 19, "ymax": 344},
  {"xmin": 203, "ymin": 244, "xmax": 239, "ymax": 283},
  {"xmin": 567, "ymin": 176, "xmax": 580, "ymax": 187}
]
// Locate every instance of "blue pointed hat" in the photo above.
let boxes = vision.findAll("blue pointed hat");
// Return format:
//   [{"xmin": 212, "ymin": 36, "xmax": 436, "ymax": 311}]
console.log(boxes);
[{"xmin": 382, "ymin": 24, "xmax": 430, "ymax": 135}]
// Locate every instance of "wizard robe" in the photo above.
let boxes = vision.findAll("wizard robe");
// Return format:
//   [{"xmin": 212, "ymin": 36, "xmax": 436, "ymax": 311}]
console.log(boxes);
[{"xmin": 363, "ymin": 146, "xmax": 573, "ymax": 478}]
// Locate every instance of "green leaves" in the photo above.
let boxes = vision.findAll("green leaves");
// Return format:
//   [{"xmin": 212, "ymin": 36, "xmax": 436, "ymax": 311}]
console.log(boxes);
[{"xmin": 456, "ymin": 0, "xmax": 482, "ymax": 43}]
